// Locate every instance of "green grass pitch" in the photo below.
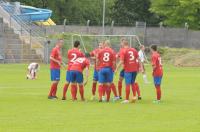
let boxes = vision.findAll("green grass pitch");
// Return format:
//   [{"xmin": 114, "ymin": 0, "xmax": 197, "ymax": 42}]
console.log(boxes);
[{"xmin": 0, "ymin": 64, "xmax": 200, "ymax": 132}]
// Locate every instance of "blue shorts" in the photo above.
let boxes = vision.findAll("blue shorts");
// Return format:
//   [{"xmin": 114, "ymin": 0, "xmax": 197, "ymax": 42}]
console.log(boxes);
[
  {"xmin": 154, "ymin": 76, "xmax": 162, "ymax": 85},
  {"xmin": 124, "ymin": 72, "xmax": 137, "ymax": 85},
  {"xmin": 120, "ymin": 69, "xmax": 125, "ymax": 78},
  {"xmin": 98, "ymin": 67, "xmax": 113, "ymax": 83},
  {"xmin": 51, "ymin": 69, "xmax": 60, "ymax": 81},
  {"xmin": 70, "ymin": 70, "xmax": 83, "ymax": 83},
  {"xmin": 93, "ymin": 70, "xmax": 98, "ymax": 81},
  {"xmin": 66, "ymin": 70, "xmax": 71, "ymax": 82}
]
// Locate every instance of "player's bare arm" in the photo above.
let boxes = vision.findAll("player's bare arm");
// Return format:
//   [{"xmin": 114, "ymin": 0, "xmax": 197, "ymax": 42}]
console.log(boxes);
[
  {"xmin": 50, "ymin": 56, "xmax": 61, "ymax": 66},
  {"xmin": 84, "ymin": 67, "xmax": 89, "ymax": 86},
  {"xmin": 115, "ymin": 60, "xmax": 123, "ymax": 72}
]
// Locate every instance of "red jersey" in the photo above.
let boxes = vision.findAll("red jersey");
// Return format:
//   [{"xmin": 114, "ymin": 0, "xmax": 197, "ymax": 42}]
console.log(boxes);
[
  {"xmin": 90, "ymin": 48, "xmax": 101, "ymax": 70},
  {"xmin": 50, "ymin": 46, "xmax": 62, "ymax": 69},
  {"xmin": 120, "ymin": 47, "xmax": 139, "ymax": 72},
  {"xmin": 70, "ymin": 57, "xmax": 90, "ymax": 73},
  {"xmin": 67, "ymin": 48, "xmax": 84, "ymax": 70},
  {"xmin": 117, "ymin": 48, "xmax": 126, "ymax": 59},
  {"xmin": 97, "ymin": 47, "xmax": 115, "ymax": 69},
  {"xmin": 151, "ymin": 51, "xmax": 163, "ymax": 76}
]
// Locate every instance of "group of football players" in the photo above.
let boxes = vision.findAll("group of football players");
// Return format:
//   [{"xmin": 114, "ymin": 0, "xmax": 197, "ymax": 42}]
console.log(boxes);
[{"xmin": 48, "ymin": 38, "xmax": 163, "ymax": 104}]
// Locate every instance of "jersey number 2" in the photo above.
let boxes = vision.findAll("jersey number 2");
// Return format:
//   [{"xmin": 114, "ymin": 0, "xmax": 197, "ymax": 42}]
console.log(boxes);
[{"xmin": 71, "ymin": 53, "xmax": 77, "ymax": 62}]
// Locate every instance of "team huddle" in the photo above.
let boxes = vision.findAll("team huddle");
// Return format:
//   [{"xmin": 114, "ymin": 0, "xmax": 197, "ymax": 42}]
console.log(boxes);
[{"xmin": 48, "ymin": 39, "xmax": 163, "ymax": 104}]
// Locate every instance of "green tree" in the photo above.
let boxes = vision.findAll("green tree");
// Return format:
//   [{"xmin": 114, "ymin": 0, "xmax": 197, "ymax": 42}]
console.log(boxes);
[
  {"xmin": 111, "ymin": 0, "xmax": 161, "ymax": 26},
  {"xmin": 10, "ymin": 0, "xmax": 115, "ymax": 25},
  {"xmin": 150, "ymin": 0, "xmax": 200, "ymax": 29}
]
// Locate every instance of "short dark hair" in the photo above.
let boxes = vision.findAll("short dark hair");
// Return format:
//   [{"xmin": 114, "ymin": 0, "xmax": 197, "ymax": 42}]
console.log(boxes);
[
  {"xmin": 74, "ymin": 40, "xmax": 80, "ymax": 48},
  {"xmin": 150, "ymin": 45, "xmax": 157, "ymax": 51}
]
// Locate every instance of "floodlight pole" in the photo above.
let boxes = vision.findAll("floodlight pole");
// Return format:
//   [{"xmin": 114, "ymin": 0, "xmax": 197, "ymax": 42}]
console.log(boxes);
[
  {"xmin": 102, "ymin": 0, "xmax": 105, "ymax": 35},
  {"xmin": 87, "ymin": 20, "xmax": 90, "ymax": 34},
  {"xmin": 63, "ymin": 19, "xmax": 67, "ymax": 32}
]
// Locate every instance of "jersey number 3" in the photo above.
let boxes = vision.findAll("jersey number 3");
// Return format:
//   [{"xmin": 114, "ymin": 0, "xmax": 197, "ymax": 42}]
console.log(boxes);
[{"xmin": 128, "ymin": 51, "xmax": 135, "ymax": 61}]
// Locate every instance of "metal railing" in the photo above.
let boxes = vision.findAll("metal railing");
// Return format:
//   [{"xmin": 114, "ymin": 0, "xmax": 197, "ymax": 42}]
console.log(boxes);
[
  {"xmin": 0, "ymin": 1, "xmax": 45, "ymax": 37},
  {"xmin": 0, "ymin": 0, "xmax": 46, "ymax": 60}
]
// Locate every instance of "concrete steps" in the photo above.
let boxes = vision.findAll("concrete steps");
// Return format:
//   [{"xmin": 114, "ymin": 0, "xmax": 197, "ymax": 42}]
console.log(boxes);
[{"xmin": 0, "ymin": 17, "xmax": 43, "ymax": 63}]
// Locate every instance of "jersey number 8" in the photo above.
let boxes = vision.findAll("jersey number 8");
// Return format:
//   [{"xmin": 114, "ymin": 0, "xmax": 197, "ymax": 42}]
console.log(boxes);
[{"xmin": 103, "ymin": 52, "xmax": 110, "ymax": 62}]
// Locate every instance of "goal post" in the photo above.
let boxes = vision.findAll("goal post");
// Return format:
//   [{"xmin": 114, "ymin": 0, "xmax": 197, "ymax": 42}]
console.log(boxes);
[{"xmin": 71, "ymin": 34, "xmax": 149, "ymax": 62}]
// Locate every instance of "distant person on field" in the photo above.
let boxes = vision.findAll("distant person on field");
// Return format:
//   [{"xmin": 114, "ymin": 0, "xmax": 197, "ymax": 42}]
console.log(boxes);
[
  {"xmin": 116, "ymin": 40, "xmax": 140, "ymax": 104},
  {"xmin": 117, "ymin": 38, "xmax": 126, "ymax": 99},
  {"xmin": 138, "ymin": 45, "xmax": 150, "ymax": 84},
  {"xmin": 69, "ymin": 54, "xmax": 90, "ymax": 101},
  {"xmin": 90, "ymin": 42, "xmax": 103, "ymax": 101},
  {"xmin": 97, "ymin": 40, "xmax": 116, "ymax": 102},
  {"xmin": 132, "ymin": 82, "xmax": 142, "ymax": 100},
  {"xmin": 150, "ymin": 45, "xmax": 163, "ymax": 104},
  {"xmin": 26, "ymin": 62, "xmax": 40, "ymax": 80},
  {"xmin": 62, "ymin": 40, "xmax": 85, "ymax": 100},
  {"xmin": 48, "ymin": 39, "xmax": 64, "ymax": 99}
]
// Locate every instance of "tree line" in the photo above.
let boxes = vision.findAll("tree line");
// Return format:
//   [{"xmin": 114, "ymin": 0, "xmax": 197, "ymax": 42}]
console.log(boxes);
[{"xmin": 10, "ymin": 0, "xmax": 200, "ymax": 29}]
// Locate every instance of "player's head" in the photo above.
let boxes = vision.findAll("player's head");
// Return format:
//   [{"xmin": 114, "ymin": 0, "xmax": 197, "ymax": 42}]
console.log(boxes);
[
  {"xmin": 104, "ymin": 40, "xmax": 111, "ymax": 47},
  {"xmin": 98, "ymin": 42, "xmax": 103, "ymax": 49},
  {"xmin": 140, "ymin": 45, "xmax": 145, "ymax": 51},
  {"xmin": 35, "ymin": 63, "xmax": 39, "ymax": 69},
  {"xmin": 74, "ymin": 40, "xmax": 81, "ymax": 48},
  {"xmin": 150, "ymin": 44, "xmax": 157, "ymax": 52},
  {"xmin": 56, "ymin": 39, "xmax": 64, "ymax": 47},
  {"xmin": 122, "ymin": 40, "xmax": 129, "ymax": 48},
  {"xmin": 120, "ymin": 38, "xmax": 126, "ymax": 48}
]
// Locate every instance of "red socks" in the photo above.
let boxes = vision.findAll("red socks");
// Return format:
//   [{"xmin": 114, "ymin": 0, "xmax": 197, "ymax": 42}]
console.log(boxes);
[
  {"xmin": 98, "ymin": 84, "xmax": 103, "ymax": 100},
  {"xmin": 71, "ymin": 84, "xmax": 85, "ymax": 101},
  {"xmin": 131, "ymin": 84, "xmax": 136, "ymax": 97},
  {"xmin": 105, "ymin": 85, "xmax": 111, "ymax": 101},
  {"xmin": 111, "ymin": 83, "xmax": 118, "ymax": 97},
  {"xmin": 155, "ymin": 85, "xmax": 161, "ymax": 100},
  {"xmin": 74, "ymin": 85, "xmax": 78, "ymax": 99},
  {"xmin": 49, "ymin": 83, "xmax": 56, "ymax": 96},
  {"xmin": 79, "ymin": 85, "xmax": 84, "ymax": 100},
  {"xmin": 125, "ymin": 85, "xmax": 131, "ymax": 100},
  {"xmin": 135, "ymin": 83, "xmax": 141, "ymax": 97},
  {"xmin": 63, "ymin": 83, "xmax": 69, "ymax": 98},
  {"xmin": 118, "ymin": 80, "xmax": 122, "ymax": 97},
  {"xmin": 99, "ymin": 84, "xmax": 112, "ymax": 101},
  {"xmin": 49, "ymin": 83, "xmax": 58, "ymax": 97},
  {"xmin": 92, "ymin": 82, "xmax": 97, "ymax": 96},
  {"xmin": 102, "ymin": 85, "xmax": 106, "ymax": 96},
  {"xmin": 71, "ymin": 84, "xmax": 77, "ymax": 100}
]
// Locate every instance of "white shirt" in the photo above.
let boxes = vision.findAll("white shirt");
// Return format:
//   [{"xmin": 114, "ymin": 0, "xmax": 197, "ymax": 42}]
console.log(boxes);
[
  {"xmin": 28, "ymin": 63, "xmax": 39, "ymax": 72},
  {"xmin": 138, "ymin": 50, "xmax": 145, "ymax": 63}
]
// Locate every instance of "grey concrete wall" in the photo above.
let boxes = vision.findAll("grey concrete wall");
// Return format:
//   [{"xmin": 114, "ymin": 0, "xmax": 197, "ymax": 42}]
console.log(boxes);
[
  {"xmin": 44, "ymin": 25, "xmax": 200, "ymax": 49},
  {"xmin": 44, "ymin": 25, "xmax": 136, "ymax": 35}
]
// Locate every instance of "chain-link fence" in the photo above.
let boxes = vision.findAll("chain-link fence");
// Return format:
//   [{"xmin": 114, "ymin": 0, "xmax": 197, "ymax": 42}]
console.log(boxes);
[
  {"xmin": 44, "ymin": 24, "xmax": 200, "ymax": 49},
  {"xmin": 0, "ymin": 18, "xmax": 46, "ymax": 63}
]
